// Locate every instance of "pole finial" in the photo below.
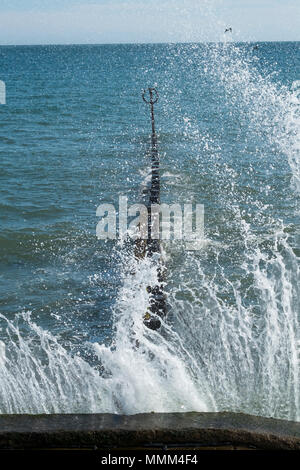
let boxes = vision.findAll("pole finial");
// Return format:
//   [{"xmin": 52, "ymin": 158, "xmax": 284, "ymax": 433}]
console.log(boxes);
[{"xmin": 142, "ymin": 87, "xmax": 159, "ymax": 105}]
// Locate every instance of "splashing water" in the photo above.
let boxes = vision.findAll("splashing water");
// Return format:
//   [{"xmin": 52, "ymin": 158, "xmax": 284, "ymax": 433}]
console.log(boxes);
[
  {"xmin": 0, "ymin": 40, "xmax": 299, "ymax": 419},
  {"xmin": 286, "ymin": 81, "xmax": 300, "ymax": 192}
]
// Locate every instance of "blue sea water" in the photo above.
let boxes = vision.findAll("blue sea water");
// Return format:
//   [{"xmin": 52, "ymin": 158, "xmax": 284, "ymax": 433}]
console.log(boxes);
[{"xmin": 0, "ymin": 42, "xmax": 299, "ymax": 417}]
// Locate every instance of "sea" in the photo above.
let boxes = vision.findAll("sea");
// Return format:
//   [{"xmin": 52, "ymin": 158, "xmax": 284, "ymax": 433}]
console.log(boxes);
[{"xmin": 0, "ymin": 41, "xmax": 299, "ymax": 419}]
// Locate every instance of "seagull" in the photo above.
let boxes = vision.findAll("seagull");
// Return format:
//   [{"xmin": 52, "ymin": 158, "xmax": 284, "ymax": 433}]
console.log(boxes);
[{"xmin": 225, "ymin": 27, "xmax": 232, "ymax": 33}]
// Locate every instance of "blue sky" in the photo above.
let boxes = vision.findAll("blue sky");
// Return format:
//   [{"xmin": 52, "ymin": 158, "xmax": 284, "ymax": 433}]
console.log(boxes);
[{"xmin": 0, "ymin": 0, "xmax": 299, "ymax": 45}]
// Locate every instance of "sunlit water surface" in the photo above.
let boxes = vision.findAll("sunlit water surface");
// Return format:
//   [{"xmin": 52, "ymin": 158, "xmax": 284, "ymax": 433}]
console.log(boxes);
[{"xmin": 0, "ymin": 40, "xmax": 299, "ymax": 419}]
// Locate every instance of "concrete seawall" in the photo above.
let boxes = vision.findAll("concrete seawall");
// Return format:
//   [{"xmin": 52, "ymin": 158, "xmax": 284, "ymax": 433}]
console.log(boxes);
[{"xmin": 0, "ymin": 412, "xmax": 300, "ymax": 450}]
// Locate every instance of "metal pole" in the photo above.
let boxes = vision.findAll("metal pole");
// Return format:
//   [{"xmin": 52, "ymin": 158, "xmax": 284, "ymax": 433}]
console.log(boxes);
[
  {"xmin": 141, "ymin": 88, "xmax": 166, "ymax": 330},
  {"xmin": 142, "ymin": 87, "xmax": 160, "ymax": 206}
]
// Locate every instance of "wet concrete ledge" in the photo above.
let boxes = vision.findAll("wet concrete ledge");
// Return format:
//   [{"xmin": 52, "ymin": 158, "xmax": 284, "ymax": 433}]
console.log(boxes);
[{"xmin": 0, "ymin": 412, "xmax": 300, "ymax": 450}]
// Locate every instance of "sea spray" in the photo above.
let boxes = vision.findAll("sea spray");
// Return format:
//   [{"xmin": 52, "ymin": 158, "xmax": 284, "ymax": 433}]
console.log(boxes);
[{"xmin": 0, "ymin": 40, "xmax": 298, "ymax": 419}]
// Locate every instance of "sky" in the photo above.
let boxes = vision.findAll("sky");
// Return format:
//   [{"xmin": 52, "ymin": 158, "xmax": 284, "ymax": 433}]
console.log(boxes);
[{"xmin": 0, "ymin": 0, "xmax": 299, "ymax": 45}]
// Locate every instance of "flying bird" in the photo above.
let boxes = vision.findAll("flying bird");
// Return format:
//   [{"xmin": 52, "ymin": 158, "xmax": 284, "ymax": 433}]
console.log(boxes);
[{"xmin": 225, "ymin": 27, "xmax": 232, "ymax": 33}]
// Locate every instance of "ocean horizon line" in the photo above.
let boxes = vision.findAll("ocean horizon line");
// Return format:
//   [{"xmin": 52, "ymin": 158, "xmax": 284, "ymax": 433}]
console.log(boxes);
[{"xmin": 0, "ymin": 40, "xmax": 299, "ymax": 48}]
